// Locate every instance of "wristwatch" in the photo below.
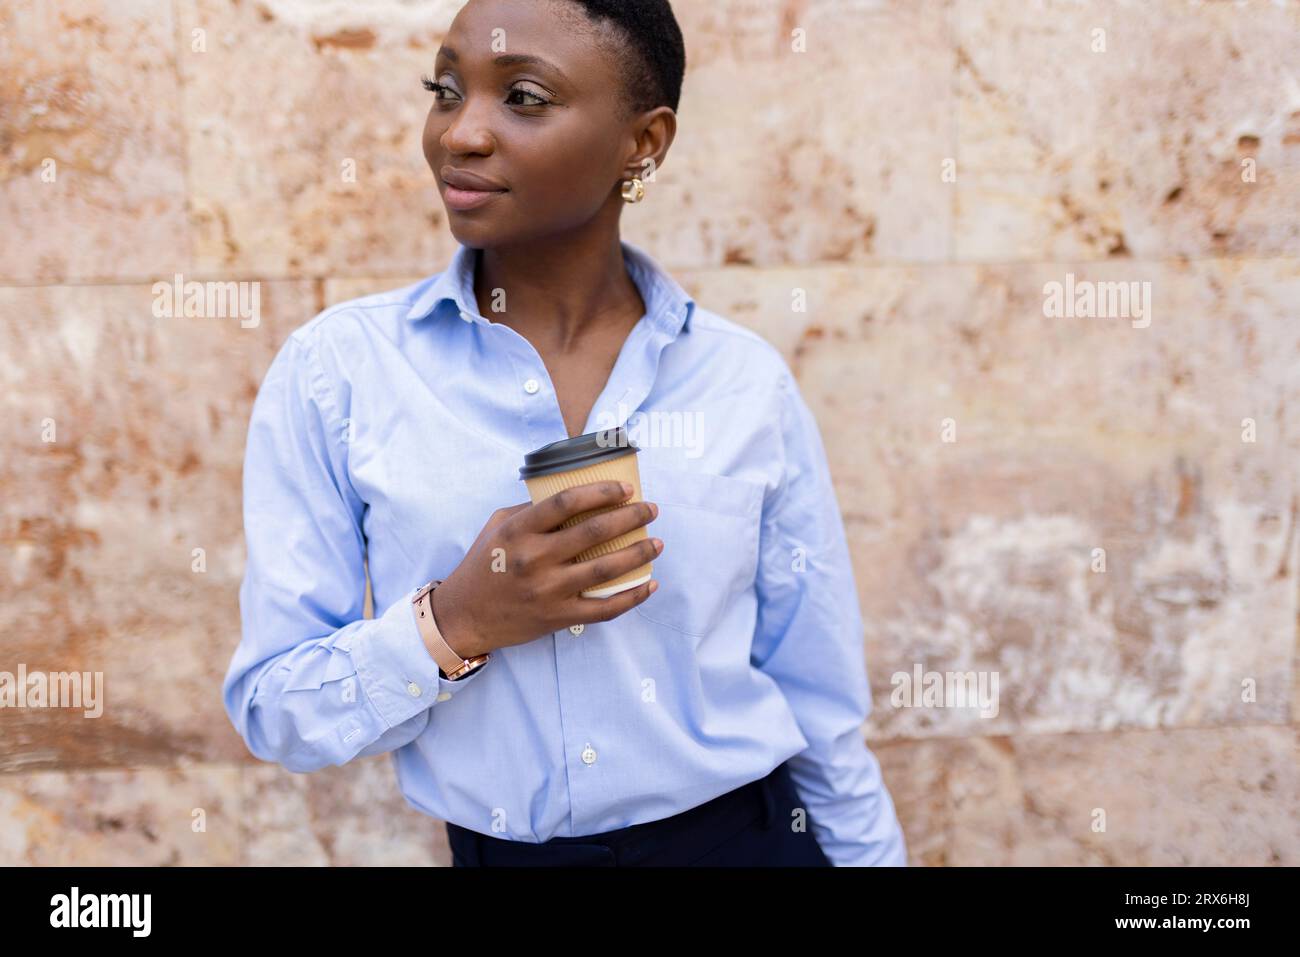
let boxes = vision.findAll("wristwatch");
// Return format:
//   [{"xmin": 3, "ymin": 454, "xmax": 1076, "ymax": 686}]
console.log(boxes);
[{"xmin": 412, "ymin": 579, "xmax": 491, "ymax": 681}]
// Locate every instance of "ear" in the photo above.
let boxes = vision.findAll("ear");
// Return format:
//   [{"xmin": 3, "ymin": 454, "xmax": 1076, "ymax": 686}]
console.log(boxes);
[{"xmin": 623, "ymin": 106, "xmax": 677, "ymax": 183}]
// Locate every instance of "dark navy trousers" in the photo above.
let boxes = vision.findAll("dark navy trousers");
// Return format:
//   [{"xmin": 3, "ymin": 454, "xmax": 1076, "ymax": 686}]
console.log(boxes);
[{"xmin": 446, "ymin": 760, "xmax": 832, "ymax": 867}]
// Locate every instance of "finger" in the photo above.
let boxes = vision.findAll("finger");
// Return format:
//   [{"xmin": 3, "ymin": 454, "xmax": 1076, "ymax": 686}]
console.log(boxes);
[
  {"xmin": 563, "ymin": 578, "xmax": 658, "ymax": 625},
  {"xmin": 489, "ymin": 501, "xmax": 531, "ymax": 526},
  {"xmin": 481, "ymin": 502, "xmax": 531, "ymax": 539},
  {"xmin": 546, "ymin": 499, "xmax": 658, "ymax": 563},
  {"xmin": 519, "ymin": 480, "xmax": 633, "ymax": 534},
  {"xmin": 554, "ymin": 534, "xmax": 662, "ymax": 594}
]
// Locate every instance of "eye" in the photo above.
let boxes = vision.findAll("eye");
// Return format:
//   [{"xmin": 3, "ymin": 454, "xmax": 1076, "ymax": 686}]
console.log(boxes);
[
  {"xmin": 421, "ymin": 74, "xmax": 460, "ymax": 101},
  {"xmin": 506, "ymin": 85, "xmax": 550, "ymax": 107}
]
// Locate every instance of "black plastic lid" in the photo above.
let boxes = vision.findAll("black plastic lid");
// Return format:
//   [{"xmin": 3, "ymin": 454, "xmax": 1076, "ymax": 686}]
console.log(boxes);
[{"xmin": 519, "ymin": 426, "xmax": 640, "ymax": 480}]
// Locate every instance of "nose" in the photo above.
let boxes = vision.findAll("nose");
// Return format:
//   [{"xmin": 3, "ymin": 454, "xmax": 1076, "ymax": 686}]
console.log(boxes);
[{"xmin": 438, "ymin": 95, "xmax": 496, "ymax": 157}]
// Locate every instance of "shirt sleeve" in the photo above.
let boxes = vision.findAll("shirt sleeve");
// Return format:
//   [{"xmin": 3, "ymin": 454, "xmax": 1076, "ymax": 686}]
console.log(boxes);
[
  {"xmin": 749, "ymin": 368, "xmax": 908, "ymax": 866},
  {"xmin": 223, "ymin": 332, "xmax": 488, "ymax": 774}
]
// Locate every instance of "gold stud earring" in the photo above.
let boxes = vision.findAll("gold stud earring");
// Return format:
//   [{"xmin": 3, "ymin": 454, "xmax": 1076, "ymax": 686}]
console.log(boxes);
[{"xmin": 621, "ymin": 176, "xmax": 645, "ymax": 203}]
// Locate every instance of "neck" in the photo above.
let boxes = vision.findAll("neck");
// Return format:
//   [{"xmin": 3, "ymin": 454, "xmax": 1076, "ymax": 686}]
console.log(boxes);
[{"xmin": 471, "ymin": 222, "xmax": 646, "ymax": 352}]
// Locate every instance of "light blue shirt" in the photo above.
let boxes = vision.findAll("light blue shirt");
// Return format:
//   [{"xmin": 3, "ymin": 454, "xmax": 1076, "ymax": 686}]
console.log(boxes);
[{"xmin": 223, "ymin": 238, "xmax": 907, "ymax": 866}]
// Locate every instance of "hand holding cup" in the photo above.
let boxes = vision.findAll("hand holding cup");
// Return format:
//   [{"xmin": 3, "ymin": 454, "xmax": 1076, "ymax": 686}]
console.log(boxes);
[{"xmin": 429, "ymin": 478, "xmax": 661, "ymax": 659}]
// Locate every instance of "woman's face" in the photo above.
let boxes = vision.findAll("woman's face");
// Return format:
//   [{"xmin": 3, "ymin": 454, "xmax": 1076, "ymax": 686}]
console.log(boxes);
[{"xmin": 422, "ymin": 0, "xmax": 652, "ymax": 248}]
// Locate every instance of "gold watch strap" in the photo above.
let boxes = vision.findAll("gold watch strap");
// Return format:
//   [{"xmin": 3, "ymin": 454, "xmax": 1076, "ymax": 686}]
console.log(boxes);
[{"xmin": 412, "ymin": 580, "xmax": 490, "ymax": 680}]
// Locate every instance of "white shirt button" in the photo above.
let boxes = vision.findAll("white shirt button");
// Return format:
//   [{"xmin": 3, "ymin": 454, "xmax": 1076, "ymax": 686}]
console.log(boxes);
[
  {"xmin": 523, "ymin": 378, "xmax": 540, "ymax": 394},
  {"xmin": 406, "ymin": 682, "xmax": 422, "ymax": 697},
  {"xmin": 581, "ymin": 744, "xmax": 597, "ymax": 765},
  {"xmin": 569, "ymin": 623, "xmax": 585, "ymax": 636},
  {"xmin": 436, "ymin": 691, "xmax": 452, "ymax": 702}
]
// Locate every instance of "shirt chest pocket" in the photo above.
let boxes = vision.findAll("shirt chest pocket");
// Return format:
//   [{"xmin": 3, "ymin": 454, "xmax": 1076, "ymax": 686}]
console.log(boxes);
[{"xmin": 633, "ymin": 463, "xmax": 765, "ymax": 638}]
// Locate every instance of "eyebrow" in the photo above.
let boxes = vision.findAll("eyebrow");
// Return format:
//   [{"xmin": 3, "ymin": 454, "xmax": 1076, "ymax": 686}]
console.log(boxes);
[
  {"xmin": 436, "ymin": 46, "xmax": 569, "ymax": 83},
  {"xmin": 437, "ymin": 46, "xmax": 570, "ymax": 85}
]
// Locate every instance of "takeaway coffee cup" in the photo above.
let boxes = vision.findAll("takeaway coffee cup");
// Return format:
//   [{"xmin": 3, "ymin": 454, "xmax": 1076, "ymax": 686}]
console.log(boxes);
[{"xmin": 518, "ymin": 426, "xmax": 652, "ymax": 598}]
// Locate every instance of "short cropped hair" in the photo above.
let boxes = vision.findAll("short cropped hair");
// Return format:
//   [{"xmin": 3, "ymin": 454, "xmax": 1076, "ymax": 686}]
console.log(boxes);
[{"xmin": 558, "ymin": 0, "xmax": 687, "ymax": 116}]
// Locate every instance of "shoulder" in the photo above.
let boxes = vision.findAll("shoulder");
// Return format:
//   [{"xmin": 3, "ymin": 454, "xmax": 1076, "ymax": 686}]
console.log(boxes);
[
  {"xmin": 286, "ymin": 277, "xmax": 431, "ymax": 356},
  {"xmin": 251, "ymin": 277, "xmax": 436, "ymax": 411},
  {"xmin": 683, "ymin": 305, "xmax": 796, "ymax": 390}
]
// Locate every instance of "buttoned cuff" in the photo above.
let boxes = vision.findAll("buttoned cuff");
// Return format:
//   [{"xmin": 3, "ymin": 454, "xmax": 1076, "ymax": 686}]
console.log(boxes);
[{"xmin": 347, "ymin": 586, "xmax": 488, "ymax": 729}]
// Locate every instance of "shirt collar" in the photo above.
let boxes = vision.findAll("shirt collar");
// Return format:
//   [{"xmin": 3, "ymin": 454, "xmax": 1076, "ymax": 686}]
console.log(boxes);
[{"xmin": 404, "ymin": 238, "xmax": 695, "ymax": 336}]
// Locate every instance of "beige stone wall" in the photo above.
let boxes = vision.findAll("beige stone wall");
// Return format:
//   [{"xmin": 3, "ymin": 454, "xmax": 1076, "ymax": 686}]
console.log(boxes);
[{"xmin": 1, "ymin": 0, "xmax": 1296, "ymax": 865}]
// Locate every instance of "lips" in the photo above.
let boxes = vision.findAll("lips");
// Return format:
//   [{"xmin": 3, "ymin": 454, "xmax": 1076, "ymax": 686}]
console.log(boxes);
[
  {"xmin": 439, "ymin": 166, "xmax": 509, "ymax": 212},
  {"xmin": 440, "ymin": 166, "xmax": 508, "ymax": 192}
]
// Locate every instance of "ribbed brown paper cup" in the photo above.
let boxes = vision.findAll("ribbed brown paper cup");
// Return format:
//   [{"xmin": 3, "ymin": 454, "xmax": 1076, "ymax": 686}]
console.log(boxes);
[{"xmin": 519, "ymin": 426, "xmax": 651, "ymax": 598}]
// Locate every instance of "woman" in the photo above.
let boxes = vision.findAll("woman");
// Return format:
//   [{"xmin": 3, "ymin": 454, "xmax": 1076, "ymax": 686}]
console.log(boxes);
[{"xmin": 223, "ymin": 0, "xmax": 907, "ymax": 867}]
